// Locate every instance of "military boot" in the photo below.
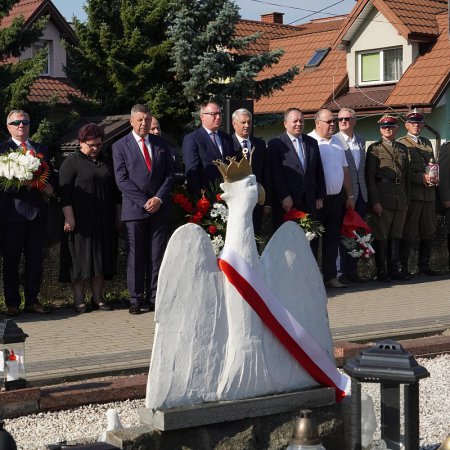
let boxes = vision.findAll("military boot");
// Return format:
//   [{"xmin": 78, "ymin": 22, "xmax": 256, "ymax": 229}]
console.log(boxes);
[
  {"xmin": 418, "ymin": 239, "xmax": 440, "ymax": 276},
  {"xmin": 374, "ymin": 240, "xmax": 390, "ymax": 282},
  {"xmin": 388, "ymin": 238, "xmax": 405, "ymax": 280},
  {"xmin": 399, "ymin": 239, "xmax": 413, "ymax": 279}
]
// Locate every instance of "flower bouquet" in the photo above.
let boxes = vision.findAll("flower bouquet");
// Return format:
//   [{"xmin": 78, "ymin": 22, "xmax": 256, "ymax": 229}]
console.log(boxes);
[
  {"xmin": 340, "ymin": 207, "xmax": 375, "ymax": 260},
  {"xmin": 283, "ymin": 208, "xmax": 324, "ymax": 241},
  {"xmin": 172, "ymin": 184, "xmax": 228, "ymax": 255},
  {"xmin": 0, "ymin": 147, "xmax": 49, "ymax": 191}
]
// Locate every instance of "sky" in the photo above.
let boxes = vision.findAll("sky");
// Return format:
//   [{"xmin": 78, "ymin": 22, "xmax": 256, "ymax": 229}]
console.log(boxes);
[{"xmin": 52, "ymin": 0, "xmax": 356, "ymax": 25}]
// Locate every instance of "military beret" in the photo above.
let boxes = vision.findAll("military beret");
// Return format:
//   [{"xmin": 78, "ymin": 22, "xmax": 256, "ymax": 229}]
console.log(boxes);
[
  {"xmin": 378, "ymin": 115, "xmax": 398, "ymax": 127},
  {"xmin": 406, "ymin": 112, "xmax": 424, "ymax": 123}
]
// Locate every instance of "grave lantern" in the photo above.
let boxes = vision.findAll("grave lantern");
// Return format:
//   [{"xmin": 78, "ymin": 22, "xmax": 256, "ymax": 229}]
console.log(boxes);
[
  {"xmin": 0, "ymin": 320, "xmax": 28, "ymax": 391},
  {"xmin": 344, "ymin": 339, "xmax": 429, "ymax": 450},
  {"xmin": 286, "ymin": 409, "xmax": 327, "ymax": 450}
]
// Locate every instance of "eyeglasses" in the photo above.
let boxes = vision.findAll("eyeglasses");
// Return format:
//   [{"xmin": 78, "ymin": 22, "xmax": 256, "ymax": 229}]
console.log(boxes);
[
  {"xmin": 318, "ymin": 119, "xmax": 335, "ymax": 125},
  {"xmin": 8, "ymin": 120, "xmax": 30, "ymax": 126},
  {"xmin": 338, "ymin": 117, "xmax": 353, "ymax": 122},
  {"xmin": 202, "ymin": 112, "xmax": 222, "ymax": 117},
  {"xmin": 82, "ymin": 141, "xmax": 102, "ymax": 149}
]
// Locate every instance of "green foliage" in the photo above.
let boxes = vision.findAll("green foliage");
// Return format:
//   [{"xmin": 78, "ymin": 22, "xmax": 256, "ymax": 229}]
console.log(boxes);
[
  {"xmin": 65, "ymin": 0, "xmax": 183, "ymax": 121},
  {"xmin": 169, "ymin": 0, "xmax": 299, "ymax": 107},
  {"xmin": 0, "ymin": 1, "xmax": 48, "ymax": 120}
]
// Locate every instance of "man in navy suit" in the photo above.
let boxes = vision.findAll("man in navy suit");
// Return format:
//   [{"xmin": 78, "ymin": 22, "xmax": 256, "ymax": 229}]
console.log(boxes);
[
  {"xmin": 0, "ymin": 110, "xmax": 56, "ymax": 316},
  {"xmin": 182, "ymin": 101, "xmax": 234, "ymax": 196},
  {"xmin": 113, "ymin": 104, "xmax": 175, "ymax": 314},
  {"xmin": 268, "ymin": 108, "xmax": 326, "ymax": 231},
  {"xmin": 231, "ymin": 108, "xmax": 272, "ymax": 236}
]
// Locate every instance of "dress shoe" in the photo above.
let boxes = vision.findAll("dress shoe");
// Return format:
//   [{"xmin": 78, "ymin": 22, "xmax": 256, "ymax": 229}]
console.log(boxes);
[
  {"xmin": 6, "ymin": 306, "xmax": 19, "ymax": 317},
  {"xmin": 338, "ymin": 275, "xmax": 351, "ymax": 285},
  {"xmin": 140, "ymin": 301, "xmax": 155, "ymax": 312},
  {"xmin": 91, "ymin": 301, "xmax": 112, "ymax": 311},
  {"xmin": 23, "ymin": 303, "xmax": 52, "ymax": 314},
  {"xmin": 376, "ymin": 272, "xmax": 391, "ymax": 283},
  {"xmin": 325, "ymin": 278, "xmax": 347, "ymax": 288},
  {"xmin": 129, "ymin": 303, "xmax": 142, "ymax": 315},
  {"xmin": 74, "ymin": 303, "xmax": 88, "ymax": 314}
]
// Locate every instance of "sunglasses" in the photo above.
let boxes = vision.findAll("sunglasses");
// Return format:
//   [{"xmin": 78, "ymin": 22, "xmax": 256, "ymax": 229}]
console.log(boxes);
[
  {"xmin": 8, "ymin": 120, "xmax": 30, "ymax": 126},
  {"xmin": 319, "ymin": 119, "xmax": 335, "ymax": 125},
  {"xmin": 338, "ymin": 117, "xmax": 353, "ymax": 122}
]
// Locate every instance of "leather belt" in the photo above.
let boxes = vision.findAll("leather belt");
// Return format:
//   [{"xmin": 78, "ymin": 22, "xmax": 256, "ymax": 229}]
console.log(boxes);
[{"xmin": 376, "ymin": 177, "xmax": 403, "ymax": 185}]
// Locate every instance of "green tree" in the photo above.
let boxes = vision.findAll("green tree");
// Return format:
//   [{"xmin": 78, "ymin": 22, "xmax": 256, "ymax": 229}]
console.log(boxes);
[
  {"xmin": 0, "ymin": 0, "xmax": 47, "ymax": 133},
  {"xmin": 65, "ymin": 0, "xmax": 184, "ymax": 122},
  {"xmin": 169, "ymin": 0, "xmax": 299, "ymax": 107}
]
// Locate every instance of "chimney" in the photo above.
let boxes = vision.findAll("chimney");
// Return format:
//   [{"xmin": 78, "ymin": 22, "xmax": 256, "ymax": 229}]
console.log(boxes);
[{"xmin": 260, "ymin": 12, "xmax": 284, "ymax": 24}]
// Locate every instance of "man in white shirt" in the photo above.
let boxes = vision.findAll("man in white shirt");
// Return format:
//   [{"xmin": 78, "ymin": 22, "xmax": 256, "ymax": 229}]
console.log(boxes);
[
  {"xmin": 308, "ymin": 109, "xmax": 355, "ymax": 288},
  {"xmin": 334, "ymin": 108, "xmax": 368, "ymax": 284}
]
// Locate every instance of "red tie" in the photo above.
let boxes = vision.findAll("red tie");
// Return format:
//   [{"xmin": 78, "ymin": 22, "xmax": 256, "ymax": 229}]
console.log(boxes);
[
  {"xmin": 141, "ymin": 138, "xmax": 152, "ymax": 171},
  {"xmin": 21, "ymin": 142, "xmax": 27, "ymax": 151}
]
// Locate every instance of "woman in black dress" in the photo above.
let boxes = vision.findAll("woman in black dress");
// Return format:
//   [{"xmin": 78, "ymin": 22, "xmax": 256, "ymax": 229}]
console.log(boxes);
[{"xmin": 59, "ymin": 123, "xmax": 121, "ymax": 313}]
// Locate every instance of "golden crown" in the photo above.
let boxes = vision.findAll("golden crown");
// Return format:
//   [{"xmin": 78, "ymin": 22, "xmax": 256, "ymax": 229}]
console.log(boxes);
[{"xmin": 214, "ymin": 148, "xmax": 254, "ymax": 182}]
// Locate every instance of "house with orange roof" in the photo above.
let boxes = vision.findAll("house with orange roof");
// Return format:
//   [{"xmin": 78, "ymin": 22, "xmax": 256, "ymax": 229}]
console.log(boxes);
[
  {"xmin": 247, "ymin": 1, "xmax": 450, "ymax": 149},
  {"xmin": 0, "ymin": 0, "xmax": 85, "ymax": 117}
]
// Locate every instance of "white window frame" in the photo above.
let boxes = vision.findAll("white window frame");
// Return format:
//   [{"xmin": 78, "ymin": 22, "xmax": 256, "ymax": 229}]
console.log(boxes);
[
  {"xmin": 32, "ymin": 40, "xmax": 52, "ymax": 76},
  {"xmin": 357, "ymin": 47, "xmax": 402, "ymax": 86}
]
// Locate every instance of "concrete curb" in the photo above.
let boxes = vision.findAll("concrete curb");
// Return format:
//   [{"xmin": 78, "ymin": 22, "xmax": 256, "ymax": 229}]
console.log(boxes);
[{"xmin": 2, "ymin": 335, "xmax": 450, "ymax": 419}]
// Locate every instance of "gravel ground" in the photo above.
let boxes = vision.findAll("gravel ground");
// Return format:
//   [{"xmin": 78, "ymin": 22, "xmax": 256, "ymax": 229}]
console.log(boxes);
[{"xmin": 3, "ymin": 355, "xmax": 450, "ymax": 450}]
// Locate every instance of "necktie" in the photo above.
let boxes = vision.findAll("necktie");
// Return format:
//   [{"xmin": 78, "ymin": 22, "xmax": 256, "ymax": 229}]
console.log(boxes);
[
  {"xmin": 140, "ymin": 138, "xmax": 152, "ymax": 172},
  {"xmin": 21, "ymin": 142, "xmax": 27, "ymax": 151},
  {"xmin": 417, "ymin": 137, "xmax": 422, "ymax": 146},
  {"xmin": 242, "ymin": 139, "xmax": 248, "ymax": 149},
  {"xmin": 294, "ymin": 138, "xmax": 305, "ymax": 168},
  {"xmin": 211, "ymin": 132, "xmax": 222, "ymax": 155}
]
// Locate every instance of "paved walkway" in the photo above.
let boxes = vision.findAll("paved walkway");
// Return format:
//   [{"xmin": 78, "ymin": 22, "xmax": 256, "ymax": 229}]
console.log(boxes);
[{"xmin": 3, "ymin": 274, "xmax": 450, "ymax": 384}]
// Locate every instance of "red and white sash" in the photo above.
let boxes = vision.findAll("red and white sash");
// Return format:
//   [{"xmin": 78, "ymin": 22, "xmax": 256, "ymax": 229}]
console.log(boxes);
[{"xmin": 218, "ymin": 247, "xmax": 350, "ymax": 401}]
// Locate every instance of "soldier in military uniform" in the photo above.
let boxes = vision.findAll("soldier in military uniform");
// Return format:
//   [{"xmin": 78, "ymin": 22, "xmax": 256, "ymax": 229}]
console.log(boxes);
[
  {"xmin": 398, "ymin": 111, "xmax": 439, "ymax": 276},
  {"xmin": 365, "ymin": 115, "xmax": 409, "ymax": 281}
]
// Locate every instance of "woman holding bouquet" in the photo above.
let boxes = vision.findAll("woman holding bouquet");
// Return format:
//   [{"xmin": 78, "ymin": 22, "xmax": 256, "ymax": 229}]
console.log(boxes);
[{"xmin": 59, "ymin": 123, "xmax": 121, "ymax": 313}]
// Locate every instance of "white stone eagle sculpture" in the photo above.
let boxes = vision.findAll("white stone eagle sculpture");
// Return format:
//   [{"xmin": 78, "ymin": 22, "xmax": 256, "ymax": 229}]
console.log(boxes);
[{"xmin": 146, "ymin": 154, "xmax": 336, "ymax": 411}]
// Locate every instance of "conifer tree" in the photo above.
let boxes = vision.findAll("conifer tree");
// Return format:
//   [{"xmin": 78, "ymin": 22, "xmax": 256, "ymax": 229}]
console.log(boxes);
[
  {"xmin": 65, "ymin": 0, "xmax": 182, "ymax": 121},
  {"xmin": 169, "ymin": 0, "xmax": 299, "ymax": 105},
  {"xmin": 0, "ymin": 0, "xmax": 47, "ymax": 128}
]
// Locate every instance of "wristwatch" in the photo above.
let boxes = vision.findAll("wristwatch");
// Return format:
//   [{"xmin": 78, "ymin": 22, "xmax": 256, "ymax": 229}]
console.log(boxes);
[{"xmin": 348, "ymin": 195, "xmax": 355, "ymax": 199}]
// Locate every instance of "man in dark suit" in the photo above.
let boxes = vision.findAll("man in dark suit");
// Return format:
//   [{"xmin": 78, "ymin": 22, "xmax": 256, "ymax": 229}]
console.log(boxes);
[
  {"xmin": 0, "ymin": 109, "xmax": 56, "ymax": 316},
  {"xmin": 231, "ymin": 108, "xmax": 272, "ymax": 235},
  {"xmin": 113, "ymin": 104, "xmax": 175, "ymax": 314},
  {"xmin": 268, "ymin": 107, "xmax": 326, "ymax": 230},
  {"xmin": 182, "ymin": 100, "xmax": 234, "ymax": 196},
  {"xmin": 334, "ymin": 108, "xmax": 368, "ymax": 284}
]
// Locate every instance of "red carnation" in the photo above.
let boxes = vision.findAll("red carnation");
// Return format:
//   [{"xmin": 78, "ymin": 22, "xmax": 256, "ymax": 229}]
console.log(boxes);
[
  {"xmin": 208, "ymin": 225, "xmax": 218, "ymax": 235},
  {"xmin": 197, "ymin": 197, "xmax": 210, "ymax": 214}
]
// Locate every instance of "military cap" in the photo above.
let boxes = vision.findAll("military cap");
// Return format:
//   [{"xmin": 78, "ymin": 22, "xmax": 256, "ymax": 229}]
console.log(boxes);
[
  {"xmin": 406, "ymin": 111, "xmax": 424, "ymax": 123},
  {"xmin": 378, "ymin": 114, "xmax": 398, "ymax": 127}
]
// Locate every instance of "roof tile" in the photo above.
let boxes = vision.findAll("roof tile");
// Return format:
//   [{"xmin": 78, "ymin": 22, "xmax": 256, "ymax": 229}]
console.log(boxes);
[
  {"xmin": 28, "ymin": 77, "xmax": 87, "ymax": 104},
  {"xmin": 0, "ymin": 0, "xmax": 44, "ymax": 28}
]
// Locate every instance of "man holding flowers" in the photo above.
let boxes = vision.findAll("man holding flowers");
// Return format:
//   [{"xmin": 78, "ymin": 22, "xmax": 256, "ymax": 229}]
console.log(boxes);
[{"xmin": 0, "ymin": 110, "xmax": 56, "ymax": 316}]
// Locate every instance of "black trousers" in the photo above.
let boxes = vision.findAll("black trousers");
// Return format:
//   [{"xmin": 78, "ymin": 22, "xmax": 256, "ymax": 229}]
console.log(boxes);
[
  {"xmin": 316, "ymin": 192, "xmax": 345, "ymax": 282},
  {"xmin": 1, "ymin": 218, "xmax": 45, "ymax": 308}
]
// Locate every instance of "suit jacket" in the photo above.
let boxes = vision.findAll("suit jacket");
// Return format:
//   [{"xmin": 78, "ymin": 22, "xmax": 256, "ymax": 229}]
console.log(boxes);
[
  {"xmin": 438, "ymin": 142, "xmax": 450, "ymax": 203},
  {"xmin": 182, "ymin": 127, "xmax": 234, "ymax": 195},
  {"xmin": 112, "ymin": 132, "xmax": 175, "ymax": 221},
  {"xmin": 0, "ymin": 139, "xmax": 56, "ymax": 222},
  {"xmin": 231, "ymin": 134, "xmax": 272, "ymax": 207},
  {"xmin": 268, "ymin": 132, "xmax": 326, "ymax": 215},
  {"xmin": 333, "ymin": 132, "xmax": 368, "ymax": 203}
]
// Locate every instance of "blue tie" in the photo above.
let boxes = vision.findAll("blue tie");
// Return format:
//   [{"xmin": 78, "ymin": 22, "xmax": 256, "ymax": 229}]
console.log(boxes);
[{"xmin": 294, "ymin": 138, "xmax": 305, "ymax": 169}]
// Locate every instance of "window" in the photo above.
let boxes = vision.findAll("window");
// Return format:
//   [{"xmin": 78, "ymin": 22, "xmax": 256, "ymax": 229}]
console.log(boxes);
[
  {"xmin": 32, "ymin": 40, "xmax": 52, "ymax": 76},
  {"xmin": 358, "ymin": 47, "xmax": 402, "ymax": 85},
  {"xmin": 305, "ymin": 48, "xmax": 330, "ymax": 68}
]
